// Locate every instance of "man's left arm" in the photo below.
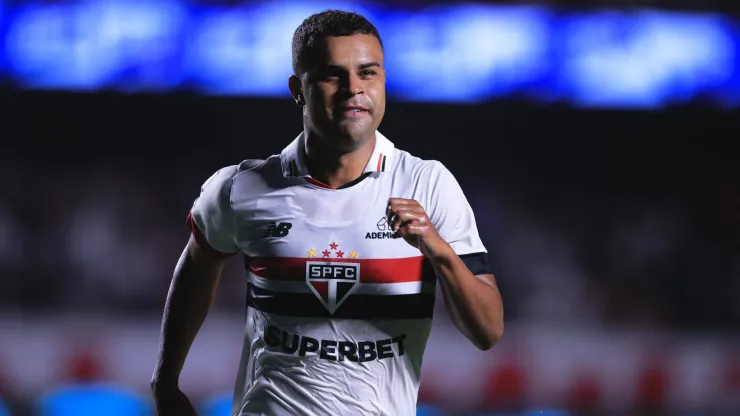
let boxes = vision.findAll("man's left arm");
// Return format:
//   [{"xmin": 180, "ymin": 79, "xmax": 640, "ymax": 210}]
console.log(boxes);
[{"xmin": 387, "ymin": 164, "xmax": 503, "ymax": 350}]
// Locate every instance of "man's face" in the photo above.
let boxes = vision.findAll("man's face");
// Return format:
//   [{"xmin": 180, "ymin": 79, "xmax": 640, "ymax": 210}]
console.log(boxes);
[{"xmin": 299, "ymin": 34, "xmax": 386, "ymax": 150}]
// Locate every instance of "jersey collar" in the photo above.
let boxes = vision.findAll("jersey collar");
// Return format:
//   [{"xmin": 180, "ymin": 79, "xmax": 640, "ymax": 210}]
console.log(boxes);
[{"xmin": 281, "ymin": 131, "xmax": 395, "ymax": 178}]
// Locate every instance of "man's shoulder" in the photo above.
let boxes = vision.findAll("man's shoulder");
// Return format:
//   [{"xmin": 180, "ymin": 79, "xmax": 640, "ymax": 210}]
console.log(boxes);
[
  {"xmin": 200, "ymin": 155, "xmax": 281, "ymax": 194},
  {"xmin": 392, "ymin": 148, "xmax": 451, "ymax": 184},
  {"xmin": 215, "ymin": 155, "xmax": 277, "ymax": 180},
  {"xmin": 230, "ymin": 155, "xmax": 288, "ymax": 197},
  {"xmin": 234, "ymin": 154, "xmax": 281, "ymax": 177}
]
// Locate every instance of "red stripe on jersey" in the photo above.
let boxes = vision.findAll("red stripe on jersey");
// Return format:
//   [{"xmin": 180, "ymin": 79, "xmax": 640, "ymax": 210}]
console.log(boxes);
[
  {"xmin": 186, "ymin": 212, "xmax": 236, "ymax": 259},
  {"xmin": 376, "ymin": 153, "xmax": 384, "ymax": 172},
  {"xmin": 304, "ymin": 177, "xmax": 335, "ymax": 189},
  {"xmin": 246, "ymin": 256, "xmax": 435, "ymax": 284}
]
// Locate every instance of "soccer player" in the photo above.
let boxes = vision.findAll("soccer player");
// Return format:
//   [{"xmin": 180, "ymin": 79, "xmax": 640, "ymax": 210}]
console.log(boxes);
[{"xmin": 151, "ymin": 10, "xmax": 504, "ymax": 416}]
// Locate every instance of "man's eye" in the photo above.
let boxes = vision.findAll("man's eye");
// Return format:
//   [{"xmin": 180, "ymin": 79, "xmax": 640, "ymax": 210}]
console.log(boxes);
[{"xmin": 318, "ymin": 72, "xmax": 340, "ymax": 81}]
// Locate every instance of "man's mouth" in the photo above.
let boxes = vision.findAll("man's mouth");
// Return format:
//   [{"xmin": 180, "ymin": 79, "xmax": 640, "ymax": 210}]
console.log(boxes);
[
  {"xmin": 341, "ymin": 106, "xmax": 369, "ymax": 112},
  {"xmin": 339, "ymin": 106, "xmax": 370, "ymax": 117}
]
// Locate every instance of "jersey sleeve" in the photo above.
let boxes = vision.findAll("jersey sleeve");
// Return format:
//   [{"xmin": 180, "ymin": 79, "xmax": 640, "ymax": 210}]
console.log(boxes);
[
  {"xmin": 427, "ymin": 162, "xmax": 492, "ymax": 275},
  {"xmin": 186, "ymin": 165, "xmax": 240, "ymax": 256}
]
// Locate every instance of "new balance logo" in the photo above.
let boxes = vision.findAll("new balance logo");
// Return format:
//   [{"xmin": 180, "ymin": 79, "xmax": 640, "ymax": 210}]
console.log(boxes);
[{"xmin": 263, "ymin": 222, "xmax": 292, "ymax": 238}]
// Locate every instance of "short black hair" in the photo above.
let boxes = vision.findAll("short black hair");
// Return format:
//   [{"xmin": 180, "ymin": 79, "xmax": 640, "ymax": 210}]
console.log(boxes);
[{"xmin": 292, "ymin": 10, "xmax": 383, "ymax": 76}]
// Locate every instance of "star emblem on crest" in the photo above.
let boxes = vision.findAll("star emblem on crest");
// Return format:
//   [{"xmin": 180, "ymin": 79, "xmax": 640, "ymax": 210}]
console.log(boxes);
[{"xmin": 308, "ymin": 243, "xmax": 358, "ymax": 259}]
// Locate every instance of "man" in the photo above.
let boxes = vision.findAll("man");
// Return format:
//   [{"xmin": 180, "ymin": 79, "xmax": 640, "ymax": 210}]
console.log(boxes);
[{"xmin": 151, "ymin": 10, "xmax": 504, "ymax": 416}]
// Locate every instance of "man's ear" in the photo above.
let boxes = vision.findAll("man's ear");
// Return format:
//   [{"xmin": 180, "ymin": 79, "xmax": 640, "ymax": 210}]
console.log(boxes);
[{"xmin": 288, "ymin": 75, "xmax": 304, "ymax": 106}]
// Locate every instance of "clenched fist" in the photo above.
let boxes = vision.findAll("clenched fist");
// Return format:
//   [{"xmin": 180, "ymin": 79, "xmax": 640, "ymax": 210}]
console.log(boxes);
[{"xmin": 386, "ymin": 197, "xmax": 452, "ymax": 259}]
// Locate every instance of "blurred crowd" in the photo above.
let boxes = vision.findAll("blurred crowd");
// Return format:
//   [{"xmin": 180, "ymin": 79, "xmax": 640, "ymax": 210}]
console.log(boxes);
[{"xmin": 1, "ymin": 159, "xmax": 738, "ymax": 330}]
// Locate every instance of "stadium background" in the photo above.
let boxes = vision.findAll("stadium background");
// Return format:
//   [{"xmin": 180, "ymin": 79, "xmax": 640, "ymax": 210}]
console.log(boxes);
[{"xmin": 1, "ymin": 0, "xmax": 739, "ymax": 415}]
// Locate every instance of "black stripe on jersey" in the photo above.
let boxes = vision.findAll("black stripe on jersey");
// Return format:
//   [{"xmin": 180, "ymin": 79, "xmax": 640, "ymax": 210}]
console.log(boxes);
[
  {"xmin": 381, "ymin": 155, "xmax": 387, "ymax": 172},
  {"xmin": 460, "ymin": 252, "xmax": 493, "ymax": 276},
  {"xmin": 337, "ymin": 172, "xmax": 372, "ymax": 189},
  {"xmin": 246, "ymin": 283, "xmax": 435, "ymax": 320}
]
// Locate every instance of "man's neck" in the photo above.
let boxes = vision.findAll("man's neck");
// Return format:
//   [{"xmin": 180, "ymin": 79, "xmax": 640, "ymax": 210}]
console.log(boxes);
[{"xmin": 303, "ymin": 130, "xmax": 376, "ymax": 189}]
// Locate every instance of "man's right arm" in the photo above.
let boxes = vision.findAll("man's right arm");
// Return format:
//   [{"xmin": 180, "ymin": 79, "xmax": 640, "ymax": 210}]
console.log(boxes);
[
  {"xmin": 150, "ymin": 166, "xmax": 240, "ymax": 406},
  {"xmin": 150, "ymin": 235, "xmax": 227, "ymax": 391}
]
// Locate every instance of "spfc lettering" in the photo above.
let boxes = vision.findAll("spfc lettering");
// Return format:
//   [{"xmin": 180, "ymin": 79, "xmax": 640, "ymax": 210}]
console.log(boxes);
[{"xmin": 308, "ymin": 264, "xmax": 358, "ymax": 280}]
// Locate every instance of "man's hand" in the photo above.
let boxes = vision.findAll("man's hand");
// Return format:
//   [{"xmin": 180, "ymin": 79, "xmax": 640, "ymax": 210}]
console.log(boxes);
[
  {"xmin": 152, "ymin": 385, "xmax": 198, "ymax": 416},
  {"xmin": 386, "ymin": 197, "xmax": 452, "ymax": 259}
]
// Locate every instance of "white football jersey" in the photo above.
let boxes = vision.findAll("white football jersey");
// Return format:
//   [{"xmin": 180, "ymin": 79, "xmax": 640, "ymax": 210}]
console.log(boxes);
[{"xmin": 187, "ymin": 132, "xmax": 490, "ymax": 416}]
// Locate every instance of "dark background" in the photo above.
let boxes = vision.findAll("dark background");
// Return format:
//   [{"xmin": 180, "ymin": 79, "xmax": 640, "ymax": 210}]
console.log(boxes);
[
  {"xmin": 2, "ymin": 90, "xmax": 739, "ymax": 414},
  {"xmin": 1, "ymin": 0, "xmax": 740, "ymax": 414}
]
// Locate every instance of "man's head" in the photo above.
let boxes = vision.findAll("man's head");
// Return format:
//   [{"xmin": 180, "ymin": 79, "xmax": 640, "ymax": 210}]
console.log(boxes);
[{"xmin": 289, "ymin": 10, "xmax": 386, "ymax": 152}]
